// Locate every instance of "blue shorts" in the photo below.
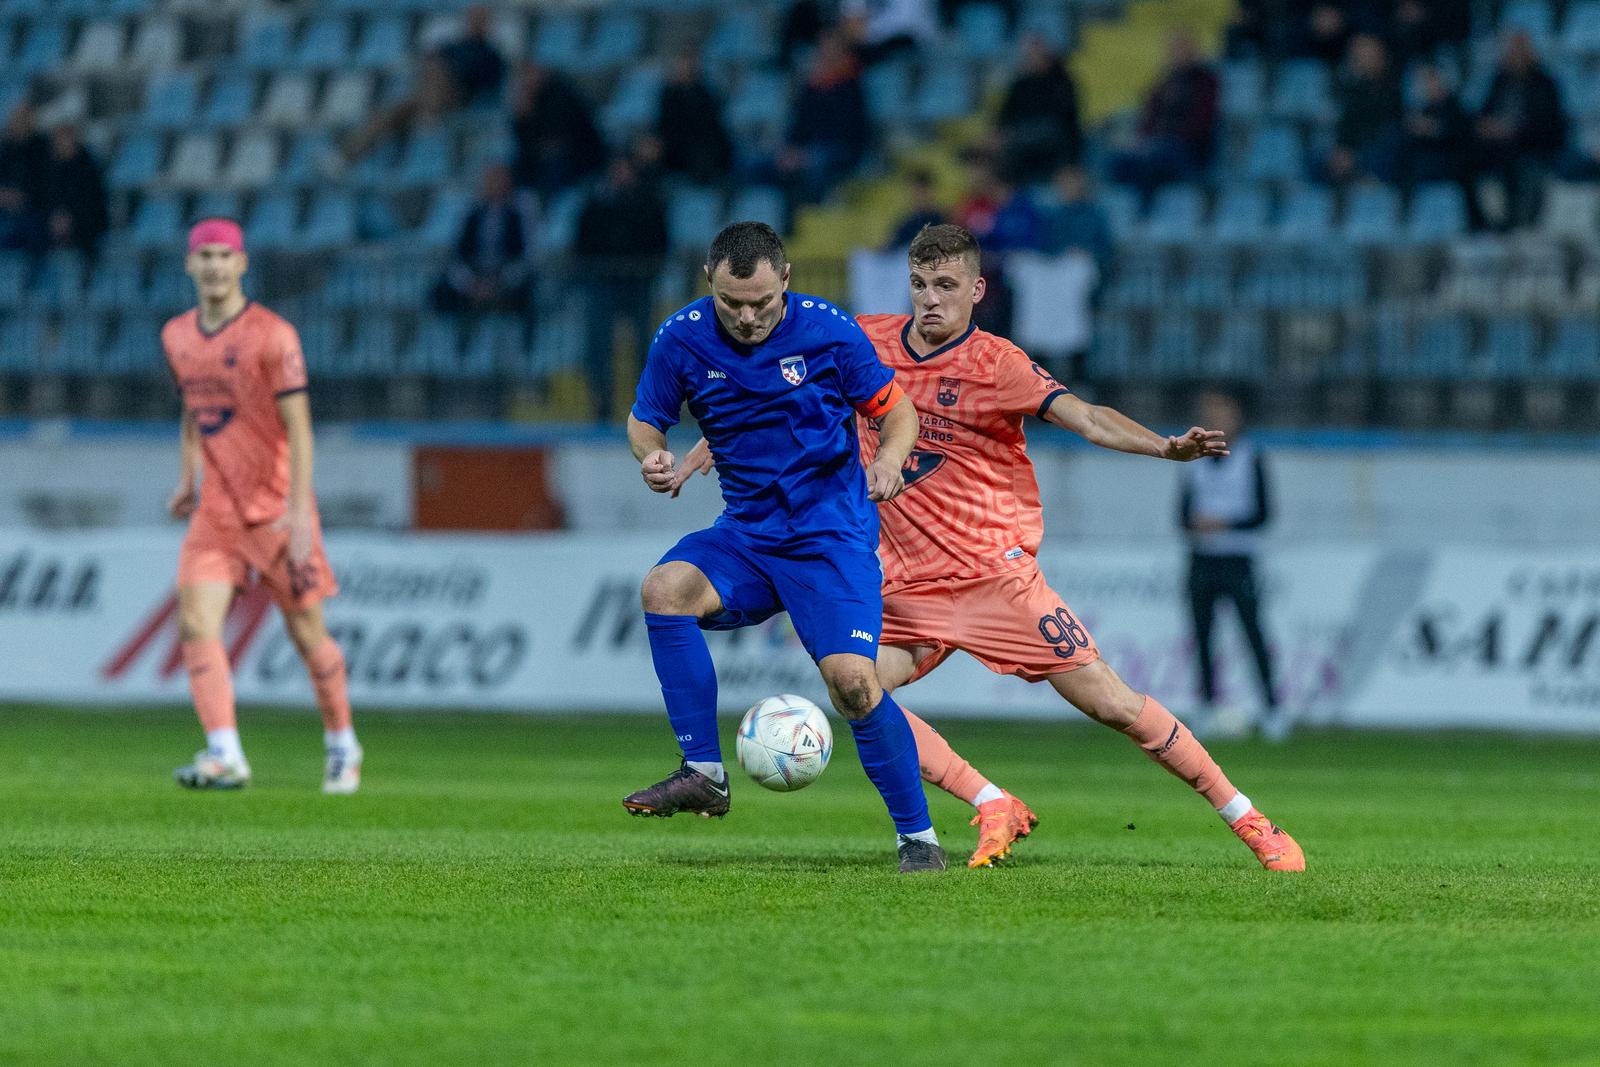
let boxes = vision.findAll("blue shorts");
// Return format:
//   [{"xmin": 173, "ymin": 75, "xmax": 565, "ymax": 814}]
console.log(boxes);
[{"xmin": 658, "ymin": 525, "xmax": 884, "ymax": 663}]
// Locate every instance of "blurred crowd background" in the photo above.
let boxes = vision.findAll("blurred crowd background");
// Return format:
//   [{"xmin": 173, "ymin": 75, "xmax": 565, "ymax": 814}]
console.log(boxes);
[{"xmin": 2, "ymin": 0, "xmax": 1599, "ymax": 429}]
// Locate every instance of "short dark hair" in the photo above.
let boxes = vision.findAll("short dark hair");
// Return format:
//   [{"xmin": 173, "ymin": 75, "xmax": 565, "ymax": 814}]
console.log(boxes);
[
  {"xmin": 706, "ymin": 221, "xmax": 787, "ymax": 279},
  {"xmin": 908, "ymin": 223, "xmax": 981, "ymax": 275}
]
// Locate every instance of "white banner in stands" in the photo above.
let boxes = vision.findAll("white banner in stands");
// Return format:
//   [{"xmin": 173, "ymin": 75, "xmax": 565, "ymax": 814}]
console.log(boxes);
[{"xmin": 0, "ymin": 530, "xmax": 1593, "ymax": 732}]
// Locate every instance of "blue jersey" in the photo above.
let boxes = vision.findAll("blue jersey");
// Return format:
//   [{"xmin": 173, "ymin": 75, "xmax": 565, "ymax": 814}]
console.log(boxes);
[{"xmin": 631, "ymin": 292, "xmax": 895, "ymax": 552}]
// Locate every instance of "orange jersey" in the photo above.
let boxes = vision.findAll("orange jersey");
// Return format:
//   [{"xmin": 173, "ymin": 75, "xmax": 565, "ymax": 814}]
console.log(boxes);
[
  {"xmin": 161, "ymin": 302, "xmax": 309, "ymax": 525},
  {"xmin": 856, "ymin": 314, "xmax": 1069, "ymax": 583}
]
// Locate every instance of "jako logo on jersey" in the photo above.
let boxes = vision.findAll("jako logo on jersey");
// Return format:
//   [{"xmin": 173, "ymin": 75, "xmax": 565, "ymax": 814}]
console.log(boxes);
[
  {"xmin": 194, "ymin": 407, "xmax": 235, "ymax": 435},
  {"xmin": 707, "ymin": 369, "xmax": 726, "ymax": 379},
  {"xmin": 900, "ymin": 449, "xmax": 946, "ymax": 490},
  {"xmin": 780, "ymin": 356, "xmax": 806, "ymax": 386},
  {"xmin": 937, "ymin": 377, "xmax": 962, "ymax": 406},
  {"xmin": 850, "ymin": 629, "xmax": 874, "ymax": 642}
]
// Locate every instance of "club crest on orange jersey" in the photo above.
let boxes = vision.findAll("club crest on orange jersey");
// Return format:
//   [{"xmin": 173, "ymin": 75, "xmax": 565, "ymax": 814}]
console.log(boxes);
[
  {"xmin": 901, "ymin": 449, "xmax": 946, "ymax": 489},
  {"xmin": 937, "ymin": 377, "xmax": 961, "ymax": 406},
  {"xmin": 780, "ymin": 355, "xmax": 806, "ymax": 386}
]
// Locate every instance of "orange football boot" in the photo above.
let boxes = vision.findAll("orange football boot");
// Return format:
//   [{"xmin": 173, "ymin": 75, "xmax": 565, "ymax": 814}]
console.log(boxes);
[
  {"xmin": 1229, "ymin": 808, "xmax": 1306, "ymax": 871},
  {"xmin": 967, "ymin": 792, "xmax": 1039, "ymax": 869}
]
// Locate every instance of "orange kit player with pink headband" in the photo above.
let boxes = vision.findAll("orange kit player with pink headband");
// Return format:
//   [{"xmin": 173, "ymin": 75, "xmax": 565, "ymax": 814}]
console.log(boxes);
[
  {"xmin": 674, "ymin": 224, "xmax": 1304, "ymax": 871},
  {"xmin": 163, "ymin": 217, "xmax": 361, "ymax": 793}
]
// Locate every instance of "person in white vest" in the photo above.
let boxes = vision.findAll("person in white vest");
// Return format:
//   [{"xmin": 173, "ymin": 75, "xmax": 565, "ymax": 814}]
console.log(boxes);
[{"xmin": 1178, "ymin": 390, "xmax": 1283, "ymax": 739}]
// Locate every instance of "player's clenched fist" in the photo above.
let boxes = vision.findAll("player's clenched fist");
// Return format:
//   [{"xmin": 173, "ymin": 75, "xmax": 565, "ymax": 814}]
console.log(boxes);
[
  {"xmin": 641, "ymin": 449, "xmax": 679, "ymax": 493},
  {"xmin": 866, "ymin": 456, "xmax": 906, "ymax": 502}
]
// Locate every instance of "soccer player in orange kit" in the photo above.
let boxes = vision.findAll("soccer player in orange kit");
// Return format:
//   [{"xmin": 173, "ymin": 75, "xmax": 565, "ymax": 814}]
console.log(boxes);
[
  {"xmin": 674, "ymin": 224, "xmax": 1303, "ymax": 871},
  {"xmin": 162, "ymin": 218, "xmax": 361, "ymax": 793}
]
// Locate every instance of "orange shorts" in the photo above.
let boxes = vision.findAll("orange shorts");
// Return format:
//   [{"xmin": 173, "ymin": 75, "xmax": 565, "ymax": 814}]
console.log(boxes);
[
  {"xmin": 177, "ymin": 507, "xmax": 338, "ymax": 612},
  {"xmin": 881, "ymin": 561, "xmax": 1099, "ymax": 685}
]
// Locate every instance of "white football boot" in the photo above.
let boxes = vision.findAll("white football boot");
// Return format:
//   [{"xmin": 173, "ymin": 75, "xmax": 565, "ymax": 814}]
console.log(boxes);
[
  {"xmin": 322, "ymin": 744, "xmax": 363, "ymax": 795},
  {"xmin": 174, "ymin": 750, "xmax": 252, "ymax": 790}
]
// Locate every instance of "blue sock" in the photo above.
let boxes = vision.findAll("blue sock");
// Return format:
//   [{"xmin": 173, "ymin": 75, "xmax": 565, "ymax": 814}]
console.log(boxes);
[
  {"xmin": 847, "ymin": 691, "xmax": 933, "ymax": 835},
  {"xmin": 644, "ymin": 612, "xmax": 720, "ymax": 762}
]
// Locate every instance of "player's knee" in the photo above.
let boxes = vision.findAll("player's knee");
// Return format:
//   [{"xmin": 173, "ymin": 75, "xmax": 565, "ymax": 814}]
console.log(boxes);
[
  {"xmin": 284, "ymin": 611, "xmax": 327, "ymax": 657},
  {"xmin": 176, "ymin": 608, "xmax": 219, "ymax": 643},
  {"xmin": 823, "ymin": 663, "xmax": 881, "ymax": 721},
  {"xmin": 640, "ymin": 563, "xmax": 713, "ymax": 616}
]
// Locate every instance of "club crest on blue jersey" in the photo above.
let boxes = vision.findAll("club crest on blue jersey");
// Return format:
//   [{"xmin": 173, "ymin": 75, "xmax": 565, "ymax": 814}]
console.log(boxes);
[
  {"xmin": 780, "ymin": 355, "xmax": 806, "ymax": 386},
  {"xmin": 937, "ymin": 377, "xmax": 961, "ymax": 406}
]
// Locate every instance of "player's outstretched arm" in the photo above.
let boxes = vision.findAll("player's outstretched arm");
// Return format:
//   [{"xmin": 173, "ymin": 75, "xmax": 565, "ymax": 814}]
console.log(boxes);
[
  {"xmin": 1042, "ymin": 393, "xmax": 1229, "ymax": 462},
  {"xmin": 276, "ymin": 390, "xmax": 317, "ymax": 564},
  {"xmin": 628, "ymin": 414, "xmax": 680, "ymax": 494},
  {"xmin": 866, "ymin": 393, "xmax": 918, "ymax": 502},
  {"xmin": 169, "ymin": 409, "xmax": 199, "ymax": 519}
]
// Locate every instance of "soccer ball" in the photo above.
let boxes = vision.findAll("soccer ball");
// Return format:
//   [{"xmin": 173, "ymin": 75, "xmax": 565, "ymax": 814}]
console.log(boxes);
[{"xmin": 736, "ymin": 694, "xmax": 833, "ymax": 792}]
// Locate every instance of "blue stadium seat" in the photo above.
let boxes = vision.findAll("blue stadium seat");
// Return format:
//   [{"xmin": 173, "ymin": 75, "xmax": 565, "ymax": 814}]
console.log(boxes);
[
  {"xmin": 1405, "ymin": 182, "xmax": 1468, "ymax": 243},
  {"xmin": 956, "ymin": 4, "xmax": 1010, "ymax": 61},
  {"xmin": 145, "ymin": 258, "xmax": 194, "ymax": 311},
  {"xmin": 296, "ymin": 17, "xmax": 352, "ymax": 69},
  {"xmin": 68, "ymin": 19, "xmax": 125, "ymax": 72},
  {"xmin": 281, "ymin": 131, "xmax": 335, "ymax": 186},
  {"xmin": 42, "ymin": 312, "xmax": 104, "ymax": 374},
  {"xmin": 14, "ymin": 19, "xmax": 66, "ymax": 74},
  {"xmin": 1211, "ymin": 185, "xmax": 1272, "ymax": 243},
  {"xmin": 242, "ymin": 14, "xmax": 294, "ymax": 69},
  {"xmin": 1270, "ymin": 60, "xmax": 1332, "ymax": 121},
  {"xmin": 667, "ymin": 185, "xmax": 724, "ymax": 250},
  {"xmin": 259, "ymin": 72, "xmax": 315, "ymax": 126},
  {"xmin": 402, "ymin": 316, "xmax": 463, "ymax": 376},
  {"xmin": 704, "ymin": 8, "xmax": 776, "ymax": 65},
  {"xmin": 348, "ymin": 140, "xmax": 400, "ymax": 187},
  {"xmin": 1175, "ymin": 262, "xmax": 1232, "ymax": 309},
  {"xmin": 1139, "ymin": 185, "xmax": 1205, "ymax": 243},
  {"xmin": 1275, "ymin": 184, "xmax": 1334, "ymax": 241},
  {"xmin": 247, "ymin": 193, "xmax": 299, "ymax": 251},
  {"xmin": 728, "ymin": 69, "xmax": 791, "ymax": 134},
  {"xmin": 0, "ymin": 253, "xmax": 28, "ymax": 310},
  {"xmin": 463, "ymin": 315, "xmax": 524, "ymax": 377},
  {"xmin": 1244, "ymin": 124, "xmax": 1302, "ymax": 182},
  {"xmin": 1501, "ymin": 0, "xmax": 1555, "ymax": 40},
  {"xmin": 1220, "ymin": 59, "xmax": 1265, "ymax": 119},
  {"xmin": 1410, "ymin": 313, "xmax": 1469, "ymax": 375},
  {"xmin": 419, "ymin": 187, "xmax": 472, "ymax": 248},
  {"xmin": 86, "ymin": 253, "xmax": 145, "ymax": 311},
  {"xmin": 535, "ymin": 186, "xmax": 584, "ymax": 254},
  {"xmin": 128, "ymin": 15, "xmax": 181, "ymax": 71},
  {"xmin": 202, "ymin": 72, "xmax": 256, "ymax": 127},
  {"xmin": 532, "ymin": 11, "xmax": 585, "ymax": 68},
  {"xmin": 1562, "ymin": 0, "xmax": 1600, "ymax": 54},
  {"xmin": 355, "ymin": 16, "xmax": 409, "ymax": 68},
  {"xmin": 302, "ymin": 192, "xmax": 358, "ymax": 250},
  {"xmin": 349, "ymin": 314, "xmax": 401, "ymax": 376},
  {"xmin": 165, "ymin": 132, "xmax": 222, "ymax": 189},
  {"xmin": 1474, "ymin": 313, "xmax": 1537, "ymax": 378},
  {"xmin": 221, "ymin": 132, "xmax": 278, "ymax": 190},
  {"xmin": 109, "ymin": 132, "xmax": 163, "ymax": 190},
  {"xmin": 293, "ymin": 313, "xmax": 342, "ymax": 374},
  {"xmin": 727, "ymin": 186, "xmax": 786, "ymax": 229},
  {"xmin": 1098, "ymin": 185, "xmax": 1141, "ymax": 237},
  {"xmin": 1105, "ymin": 248, "xmax": 1166, "ymax": 309},
  {"xmin": 394, "ymin": 129, "xmax": 453, "ymax": 186},
  {"xmin": 1149, "ymin": 311, "xmax": 1201, "ymax": 376},
  {"xmin": 1016, "ymin": 4, "xmax": 1072, "ymax": 51},
  {"xmin": 358, "ymin": 193, "xmax": 402, "ymax": 241},
  {"xmin": 1208, "ymin": 313, "xmax": 1268, "ymax": 377},
  {"xmin": 1545, "ymin": 314, "xmax": 1600, "ymax": 377},
  {"xmin": 601, "ymin": 65, "xmax": 663, "ymax": 142},
  {"xmin": 129, "ymin": 194, "xmax": 182, "ymax": 249},
  {"xmin": 1342, "ymin": 184, "xmax": 1401, "ymax": 244},
  {"xmin": 102, "ymin": 315, "xmax": 162, "ymax": 375},
  {"xmin": 0, "ymin": 311, "xmax": 46, "ymax": 372},
  {"xmin": 583, "ymin": 11, "xmax": 645, "ymax": 70},
  {"xmin": 143, "ymin": 69, "xmax": 199, "ymax": 128},
  {"xmin": 192, "ymin": 190, "xmax": 242, "ymax": 220},
  {"xmin": 321, "ymin": 71, "xmax": 376, "ymax": 126},
  {"xmin": 914, "ymin": 65, "xmax": 975, "ymax": 124},
  {"xmin": 863, "ymin": 61, "xmax": 913, "ymax": 124},
  {"xmin": 1088, "ymin": 312, "xmax": 1135, "ymax": 378}
]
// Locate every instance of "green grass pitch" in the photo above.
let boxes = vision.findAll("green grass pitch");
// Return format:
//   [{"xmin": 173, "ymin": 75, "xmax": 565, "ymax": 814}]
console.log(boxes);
[{"xmin": 2, "ymin": 706, "xmax": 1597, "ymax": 1066}]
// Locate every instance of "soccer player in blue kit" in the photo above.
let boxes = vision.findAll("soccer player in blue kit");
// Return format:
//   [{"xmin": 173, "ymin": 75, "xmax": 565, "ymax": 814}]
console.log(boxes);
[{"xmin": 622, "ymin": 222, "xmax": 947, "ymax": 872}]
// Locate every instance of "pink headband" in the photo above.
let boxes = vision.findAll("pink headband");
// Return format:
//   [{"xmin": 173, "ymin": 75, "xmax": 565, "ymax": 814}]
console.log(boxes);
[{"xmin": 187, "ymin": 218, "xmax": 244, "ymax": 254}]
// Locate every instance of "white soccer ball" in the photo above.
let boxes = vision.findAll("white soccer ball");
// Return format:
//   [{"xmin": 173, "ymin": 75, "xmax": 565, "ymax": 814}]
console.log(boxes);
[{"xmin": 736, "ymin": 694, "xmax": 833, "ymax": 792}]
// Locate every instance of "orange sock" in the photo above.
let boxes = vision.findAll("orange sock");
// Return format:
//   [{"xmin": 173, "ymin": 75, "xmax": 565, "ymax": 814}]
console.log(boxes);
[
  {"xmin": 181, "ymin": 639, "xmax": 236, "ymax": 733},
  {"xmin": 306, "ymin": 638, "xmax": 353, "ymax": 733},
  {"xmin": 903, "ymin": 706, "xmax": 991, "ymax": 805},
  {"xmin": 1120, "ymin": 695, "xmax": 1239, "ymax": 810}
]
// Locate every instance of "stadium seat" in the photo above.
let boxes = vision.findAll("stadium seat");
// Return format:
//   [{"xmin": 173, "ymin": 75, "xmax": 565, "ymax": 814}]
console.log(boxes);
[
  {"xmin": 727, "ymin": 186, "xmax": 786, "ymax": 230},
  {"xmin": 242, "ymin": 13, "xmax": 294, "ymax": 70},
  {"xmin": 129, "ymin": 194, "xmax": 182, "ymax": 250},
  {"xmin": 1174, "ymin": 261, "xmax": 1232, "ymax": 309},
  {"xmin": 955, "ymin": 4, "xmax": 1010, "ymax": 61},
  {"xmin": 532, "ymin": 10, "xmax": 585, "ymax": 69},
  {"xmin": 1207, "ymin": 313, "xmax": 1268, "ymax": 377},
  {"xmin": 419, "ymin": 187, "xmax": 472, "ymax": 249},
  {"xmin": 1275, "ymin": 184, "xmax": 1335, "ymax": 241},
  {"xmin": 165, "ymin": 133, "xmax": 221, "ymax": 189},
  {"xmin": 1342, "ymin": 184, "xmax": 1401, "ymax": 244},
  {"xmin": 1105, "ymin": 248, "xmax": 1166, "ymax": 309},
  {"xmin": 1220, "ymin": 59, "xmax": 1266, "ymax": 119},
  {"xmin": 1088, "ymin": 312, "xmax": 1136, "ymax": 378},
  {"xmin": 102, "ymin": 315, "xmax": 162, "ymax": 375},
  {"xmin": 463, "ymin": 127, "xmax": 515, "ymax": 171},
  {"xmin": 258, "ymin": 73, "xmax": 315, "ymax": 126},
  {"xmin": 128, "ymin": 16, "xmax": 181, "ymax": 70},
  {"xmin": 1404, "ymin": 182, "xmax": 1468, "ymax": 243},
  {"xmin": 1501, "ymin": 0, "xmax": 1555, "ymax": 41},
  {"xmin": 281, "ymin": 131, "xmax": 335, "ymax": 186},
  {"xmin": 1270, "ymin": 60, "xmax": 1333, "ymax": 121},
  {"xmin": 145, "ymin": 256, "xmax": 194, "ymax": 311},
  {"xmin": 1410, "ymin": 313, "xmax": 1470, "ymax": 376},
  {"xmin": 0, "ymin": 253, "xmax": 28, "ymax": 310},
  {"xmin": 67, "ymin": 19, "xmax": 124, "ymax": 71},
  {"xmin": 293, "ymin": 312, "xmax": 343, "ymax": 374},
  {"xmin": 402, "ymin": 316, "xmax": 463, "ymax": 376},
  {"xmin": 393, "ymin": 129, "xmax": 453, "ymax": 187},
  {"xmin": 42, "ymin": 311, "xmax": 104, "ymax": 374},
  {"xmin": 355, "ymin": 16, "xmax": 409, "ymax": 68},
  {"xmin": 1562, "ymin": 0, "xmax": 1600, "ymax": 54},
  {"xmin": 302, "ymin": 192, "xmax": 358, "ymax": 250},
  {"xmin": 247, "ymin": 193, "xmax": 300, "ymax": 251},
  {"xmin": 1244, "ymin": 124, "xmax": 1302, "ymax": 182},
  {"xmin": 1149, "ymin": 311, "xmax": 1201, "ymax": 377},
  {"xmin": 86, "ymin": 253, "xmax": 145, "ymax": 311},
  {"xmin": 296, "ymin": 17, "xmax": 353, "ymax": 69},
  {"xmin": 221, "ymin": 131, "xmax": 278, "ymax": 190},
  {"xmin": 109, "ymin": 132, "xmax": 164, "ymax": 191},
  {"xmin": 14, "ymin": 19, "xmax": 66, "ymax": 74},
  {"xmin": 1211, "ymin": 185, "xmax": 1272, "ymax": 243},
  {"xmin": 704, "ymin": 8, "xmax": 776, "ymax": 65},
  {"xmin": 143, "ymin": 70, "xmax": 200, "ymax": 129},
  {"xmin": 863, "ymin": 62, "xmax": 913, "ymax": 125},
  {"xmin": 202, "ymin": 72, "xmax": 256, "ymax": 127},
  {"xmin": 1545, "ymin": 314, "xmax": 1600, "ymax": 377},
  {"xmin": 914, "ymin": 64, "xmax": 975, "ymax": 124},
  {"xmin": 535, "ymin": 186, "xmax": 585, "ymax": 254},
  {"xmin": 1475, "ymin": 313, "xmax": 1538, "ymax": 378},
  {"xmin": 1138, "ymin": 185, "xmax": 1205, "ymax": 244},
  {"xmin": 1016, "ymin": 4, "xmax": 1072, "ymax": 51},
  {"xmin": 1098, "ymin": 185, "xmax": 1141, "ymax": 238},
  {"xmin": 1544, "ymin": 180, "xmax": 1600, "ymax": 244},
  {"xmin": 463, "ymin": 315, "xmax": 524, "ymax": 377},
  {"xmin": 583, "ymin": 10, "xmax": 645, "ymax": 70},
  {"xmin": 320, "ymin": 71, "xmax": 375, "ymax": 127},
  {"xmin": 192, "ymin": 190, "xmax": 241, "ymax": 221},
  {"xmin": 348, "ymin": 314, "xmax": 401, "ymax": 377},
  {"xmin": 601, "ymin": 65, "xmax": 663, "ymax": 142},
  {"xmin": 667, "ymin": 186, "xmax": 724, "ymax": 250},
  {"xmin": 0, "ymin": 311, "xmax": 46, "ymax": 372},
  {"xmin": 728, "ymin": 70, "xmax": 791, "ymax": 135}
]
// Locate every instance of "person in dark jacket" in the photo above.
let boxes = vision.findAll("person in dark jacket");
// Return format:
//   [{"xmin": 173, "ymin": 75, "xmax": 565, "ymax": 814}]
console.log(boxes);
[
  {"xmin": 431, "ymin": 164, "xmax": 537, "ymax": 321},
  {"xmin": 1178, "ymin": 389, "xmax": 1283, "ymax": 740},
  {"xmin": 0, "ymin": 101, "xmax": 49, "ymax": 253},
  {"xmin": 573, "ymin": 155, "xmax": 669, "ymax": 422},
  {"xmin": 1398, "ymin": 62, "xmax": 1469, "ymax": 190},
  {"xmin": 510, "ymin": 61, "xmax": 608, "ymax": 198},
  {"xmin": 996, "ymin": 35, "xmax": 1082, "ymax": 184},
  {"xmin": 41, "ymin": 124, "xmax": 109, "ymax": 258},
  {"xmin": 778, "ymin": 32, "xmax": 871, "ymax": 210},
  {"xmin": 656, "ymin": 52, "xmax": 733, "ymax": 185},
  {"xmin": 1108, "ymin": 31, "xmax": 1220, "ymax": 199},
  {"xmin": 1323, "ymin": 34, "xmax": 1404, "ymax": 184},
  {"xmin": 1468, "ymin": 31, "xmax": 1569, "ymax": 231}
]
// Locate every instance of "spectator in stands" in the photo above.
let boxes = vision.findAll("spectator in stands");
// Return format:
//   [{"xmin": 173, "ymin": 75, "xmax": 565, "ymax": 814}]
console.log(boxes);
[
  {"xmin": 0, "ymin": 101, "xmax": 48, "ymax": 254},
  {"xmin": 1040, "ymin": 164, "xmax": 1112, "ymax": 276},
  {"xmin": 656, "ymin": 52, "xmax": 733, "ymax": 186},
  {"xmin": 1468, "ymin": 30, "xmax": 1569, "ymax": 231},
  {"xmin": 779, "ymin": 0, "xmax": 826, "ymax": 69},
  {"xmin": 40, "ymin": 124, "xmax": 108, "ymax": 259},
  {"xmin": 883, "ymin": 169, "xmax": 945, "ymax": 250},
  {"xmin": 430, "ymin": 164, "xmax": 537, "ymax": 323},
  {"xmin": 1397, "ymin": 62, "xmax": 1469, "ymax": 190},
  {"xmin": 1297, "ymin": 2, "xmax": 1354, "ymax": 63},
  {"xmin": 842, "ymin": 0, "xmax": 939, "ymax": 65},
  {"xmin": 1226, "ymin": 0, "xmax": 1298, "ymax": 60},
  {"xmin": 1388, "ymin": 0, "xmax": 1472, "ymax": 66},
  {"xmin": 573, "ymin": 155, "xmax": 669, "ymax": 423},
  {"xmin": 1107, "ymin": 30, "xmax": 1220, "ymax": 200},
  {"xmin": 1322, "ymin": 34, "xmax": 1404, "ymax": 185},
  {"xmin": 510, "ymin": 61, "xmax": 608, "ymax": 199},
  {"xmin": 336, "ymin": 6, "xmax": 505, "ymax": 171},
  {"xmin": 952, "ymin": 154, "xmax": 1040, "ymax": 336},
  {"xmin": 778, "ymin": 32, "xmax": 872, "ymax": 211},
  {"xmin": 995, "ymin": 36, "xmax": 1082, "ymax": 184}
]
